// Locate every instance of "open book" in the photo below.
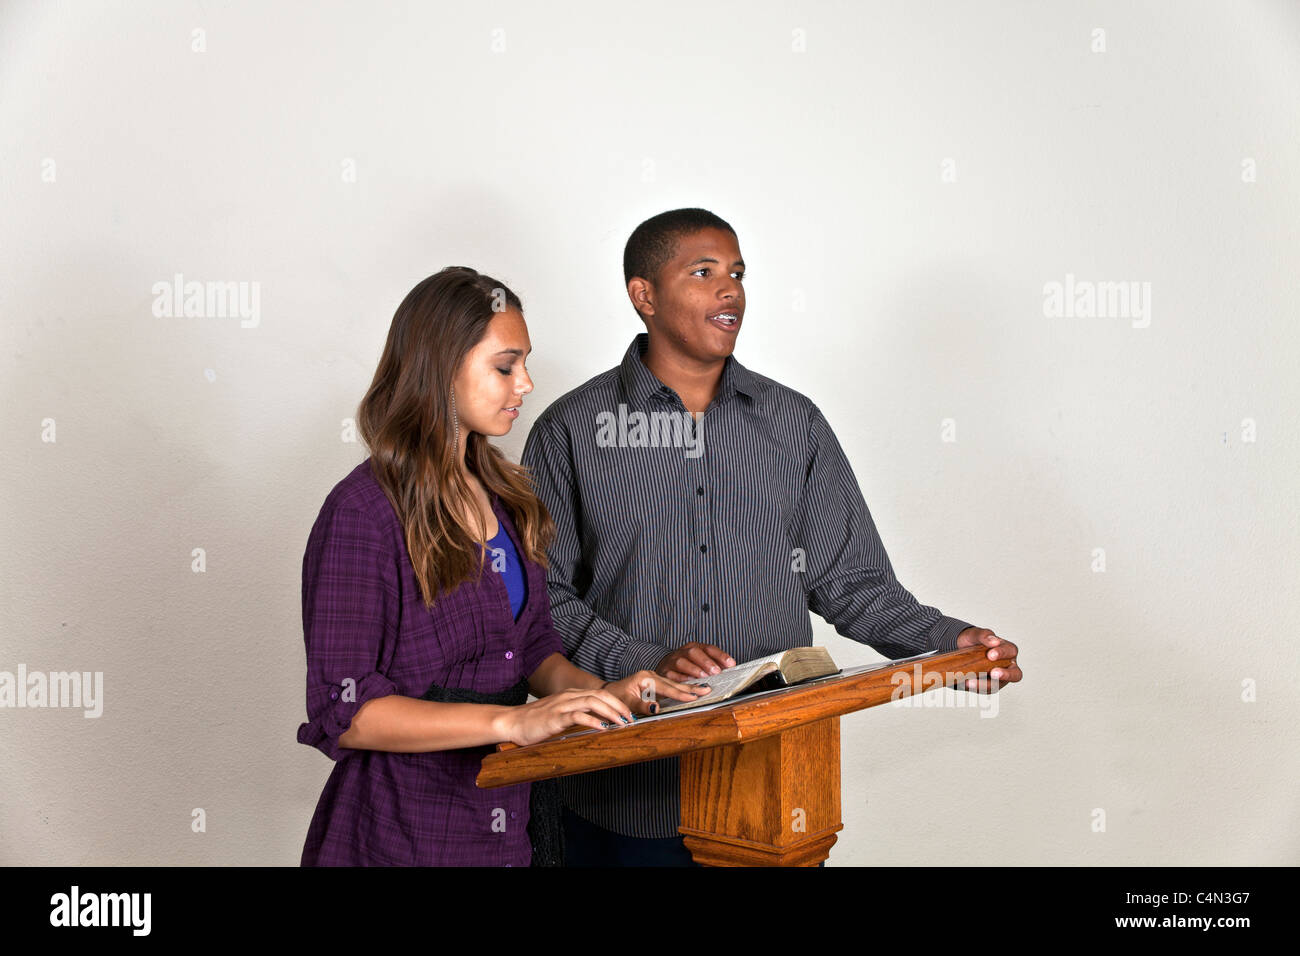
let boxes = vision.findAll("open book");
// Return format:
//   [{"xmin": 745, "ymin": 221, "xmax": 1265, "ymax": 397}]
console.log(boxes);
[{"xmin": 653, "ymin": 646, "xmax": 841, "ymax": 716}]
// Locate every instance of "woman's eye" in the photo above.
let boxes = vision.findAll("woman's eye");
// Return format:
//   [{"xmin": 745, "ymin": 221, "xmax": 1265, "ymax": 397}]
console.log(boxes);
[{"xmin": 496, "ymin": 367, "xmax": 512, "ymax": 376}]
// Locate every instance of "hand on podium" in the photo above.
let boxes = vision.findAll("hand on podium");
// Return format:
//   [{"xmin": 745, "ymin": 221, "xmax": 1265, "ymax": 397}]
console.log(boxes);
[{"xmin": 956, "ymin": 627, "xmax": 1023, "ymax": 693}]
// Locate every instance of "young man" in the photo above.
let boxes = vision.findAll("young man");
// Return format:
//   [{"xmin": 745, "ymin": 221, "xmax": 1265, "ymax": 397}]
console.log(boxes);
[{"xmin": 521, "ymin": 208, "xmax": 1022, "ymax": 866}]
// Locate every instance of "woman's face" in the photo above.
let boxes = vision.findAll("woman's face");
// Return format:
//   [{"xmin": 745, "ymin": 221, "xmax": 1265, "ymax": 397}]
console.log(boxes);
[{"xmin": 451, "ymin": 306, "xmax": 533, "ymax": 444}]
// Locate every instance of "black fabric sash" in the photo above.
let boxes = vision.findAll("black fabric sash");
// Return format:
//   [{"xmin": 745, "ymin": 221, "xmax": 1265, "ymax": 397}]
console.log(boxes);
[{"xmin": 419, "ymin": 677, "xmax": 563, "ymax": 867}]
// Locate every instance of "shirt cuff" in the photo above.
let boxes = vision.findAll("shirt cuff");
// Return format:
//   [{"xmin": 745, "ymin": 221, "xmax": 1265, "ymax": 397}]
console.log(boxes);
[
  {"xmin": 618, "ymin": 640, "xmax": 673, "ymax": 678},
  {"xmin": 926, "ymin": 616, "xmax": 973, "ymax": 653},
  {"xmin": 297, "ymin": 670, "xmax": 398, "ymax": 762}
]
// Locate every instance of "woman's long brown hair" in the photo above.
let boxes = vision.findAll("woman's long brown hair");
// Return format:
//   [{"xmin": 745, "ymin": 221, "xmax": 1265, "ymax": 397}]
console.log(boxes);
[{"xmin": 357, "ymin": 266, "xmax": 555, "ymax": 609}]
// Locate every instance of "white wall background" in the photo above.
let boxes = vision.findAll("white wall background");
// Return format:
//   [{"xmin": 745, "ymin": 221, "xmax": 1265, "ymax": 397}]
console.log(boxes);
[{"xmin": 2, "ymin": 0, "xmax": 1297, "ymax": 866}]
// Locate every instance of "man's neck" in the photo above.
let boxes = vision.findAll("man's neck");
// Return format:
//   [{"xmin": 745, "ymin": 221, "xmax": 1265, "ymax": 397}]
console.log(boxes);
[{"xmin": 642, "ymin": 336, "xmax": 725, "ymax": 416}]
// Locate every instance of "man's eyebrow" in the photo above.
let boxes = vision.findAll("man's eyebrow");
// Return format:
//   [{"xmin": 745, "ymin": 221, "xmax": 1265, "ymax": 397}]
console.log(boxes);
[{"xmin": 685, "ymin": 256, "xmax": 746, "ymax": 269}]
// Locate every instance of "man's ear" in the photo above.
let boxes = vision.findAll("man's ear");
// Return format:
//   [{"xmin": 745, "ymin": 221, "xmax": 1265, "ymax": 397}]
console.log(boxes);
[{"xmin": 627, "ymin": 277, "xmax": 655, "ymax": 322}]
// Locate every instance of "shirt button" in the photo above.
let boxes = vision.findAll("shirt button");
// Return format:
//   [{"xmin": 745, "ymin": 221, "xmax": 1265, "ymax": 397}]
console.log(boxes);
[
  {"xmin": 700, "ymin": 544, "xmax": 707, "ymax": 552},
  {"xmin": 510, "ymin": 811, "xmax": 518, "ymax": 819},
  {"xmin": 329, "ymin": 691, "xmax": 338, "ymax": 700},
  {"xmin": 505, "ymin": 650, "xmax": 514, "ymax": 660},
  {"xmin": 702, "ymin": 603, "xmax": 709, "ymax": 612},
  {"xmin": 696, "ymin": 487, "xmax": 704, "ymax": 495}
]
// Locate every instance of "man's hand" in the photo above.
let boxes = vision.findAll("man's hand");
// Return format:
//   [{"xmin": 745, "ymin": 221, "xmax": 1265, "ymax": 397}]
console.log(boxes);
[
  {"xmin": 655, "ymin": 642, "xmax": 736, "ymax": 681},
  {"xmin": 955, "ymin": 627, "xmax": 1022, "ymax": 693}
]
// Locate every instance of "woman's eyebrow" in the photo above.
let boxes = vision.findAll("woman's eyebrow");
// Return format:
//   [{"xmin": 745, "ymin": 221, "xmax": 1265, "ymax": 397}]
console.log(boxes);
[{"xmin": 493, "ymin": 348, "xmax": 529, "ymax": 357}]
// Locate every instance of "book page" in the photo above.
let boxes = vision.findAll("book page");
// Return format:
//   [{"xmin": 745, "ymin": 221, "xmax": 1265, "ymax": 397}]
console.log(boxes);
[
  {"xmin": 679, "ymin": 660, "xmax": 761, "ymax": 696},
  {"xmin": 656, "ymin": 650, "xmax": 793, "ymax": 713},
  {"xmin": 676, "ymin": 649, "xmax": 788, "ymax": 693}
]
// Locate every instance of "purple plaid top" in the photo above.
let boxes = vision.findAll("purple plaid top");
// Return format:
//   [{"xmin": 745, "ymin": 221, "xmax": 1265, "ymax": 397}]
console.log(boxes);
[{"xmin": 297, "ymin": 459, "xmax": 562, "ymax": 866}]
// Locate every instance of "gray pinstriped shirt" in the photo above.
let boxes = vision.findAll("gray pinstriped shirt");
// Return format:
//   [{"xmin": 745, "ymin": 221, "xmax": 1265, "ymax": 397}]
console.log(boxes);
[{"xmin": 520, "ymin": 332, "xmax": 971, "ymax": 840}]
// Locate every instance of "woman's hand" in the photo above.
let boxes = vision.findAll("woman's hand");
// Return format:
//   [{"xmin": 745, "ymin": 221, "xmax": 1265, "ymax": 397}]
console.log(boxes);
[
  {"xmin": 603, "ymin": 670, "xmax": 712, "ymax": 716},
  {"xmin": 493, "ymin": 688, "xmax": 636, "ymax": 747}
]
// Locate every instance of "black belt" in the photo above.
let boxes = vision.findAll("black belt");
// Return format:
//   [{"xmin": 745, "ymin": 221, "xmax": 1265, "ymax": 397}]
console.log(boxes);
[{"xmin": 420, "ymin": 677, "xmax": 564, "ymax": 867}]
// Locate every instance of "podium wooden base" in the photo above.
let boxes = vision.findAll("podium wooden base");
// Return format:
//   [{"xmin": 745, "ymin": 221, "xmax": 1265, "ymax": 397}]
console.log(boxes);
[{"xmin": 679, "ymin": 717, "xmax": 842, "ymax": 866}]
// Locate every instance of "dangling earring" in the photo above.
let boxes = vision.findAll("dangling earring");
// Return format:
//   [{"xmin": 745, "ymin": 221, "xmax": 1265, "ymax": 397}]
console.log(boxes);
[{"xmin": 449, "ymin": 386, "xmax": 459, "ymax": 452}]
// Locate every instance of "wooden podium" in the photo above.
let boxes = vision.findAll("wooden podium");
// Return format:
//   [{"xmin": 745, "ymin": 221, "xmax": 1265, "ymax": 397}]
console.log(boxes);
[{"xmin": 477, "ymin": 645, "xmax": 995, "ymax": 866}]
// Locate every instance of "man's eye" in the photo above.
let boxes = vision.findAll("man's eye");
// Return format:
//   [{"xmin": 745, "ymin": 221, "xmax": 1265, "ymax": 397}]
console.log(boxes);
[{"xmin": 733, "ymin": 272, "xmax": 745, "ymax": 281}]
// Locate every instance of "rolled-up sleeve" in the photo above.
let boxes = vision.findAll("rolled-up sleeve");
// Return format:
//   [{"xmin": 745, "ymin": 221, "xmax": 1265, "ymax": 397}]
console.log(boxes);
[
  {"xmin": 297, "ymin": 503, "xmax": 400, "ymax": 761},
  {"xmin": 520, "ymin": 582, "xmax": 565, "ymax": 680}
]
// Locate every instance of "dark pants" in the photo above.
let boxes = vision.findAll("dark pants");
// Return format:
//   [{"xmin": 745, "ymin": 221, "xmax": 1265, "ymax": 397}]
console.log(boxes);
[
  {"xmin": 561, "ymin": 808, "xmax": 826, "ymax": 867},
  {"xmin": 562, "ymin": 808, "xmax": 700, "ymax": 866}
]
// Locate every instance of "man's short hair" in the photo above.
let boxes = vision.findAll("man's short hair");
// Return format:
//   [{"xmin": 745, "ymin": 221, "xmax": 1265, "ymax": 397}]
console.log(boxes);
[{"xmin": 623, "ymin": 208, "xmax": 737, "ymax": 286}]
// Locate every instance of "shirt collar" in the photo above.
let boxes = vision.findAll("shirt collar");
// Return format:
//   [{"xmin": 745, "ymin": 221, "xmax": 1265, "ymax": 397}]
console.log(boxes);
[{"xmin": 617, "ymin": 332, "xmax": 761, "ymax": 409}]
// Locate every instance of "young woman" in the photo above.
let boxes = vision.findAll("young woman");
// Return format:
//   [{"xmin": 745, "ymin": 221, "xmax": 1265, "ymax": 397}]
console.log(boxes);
[{"xmin": 296, "ymin": 266, "xmax": 707, "ymax": 866}]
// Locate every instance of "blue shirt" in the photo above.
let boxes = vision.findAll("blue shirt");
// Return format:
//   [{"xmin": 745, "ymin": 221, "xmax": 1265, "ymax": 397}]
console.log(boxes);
[{"xmin": 488, "ymin": 523, "xmax": 528, "ymax": 621}]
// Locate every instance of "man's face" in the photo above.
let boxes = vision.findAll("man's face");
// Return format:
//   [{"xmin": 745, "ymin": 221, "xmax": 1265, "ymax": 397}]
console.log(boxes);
[{"xmin": 633, "ymin": 227, "xmax": 746, "ymax": 365}]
